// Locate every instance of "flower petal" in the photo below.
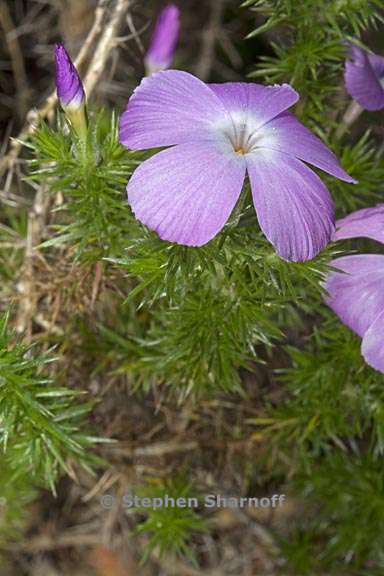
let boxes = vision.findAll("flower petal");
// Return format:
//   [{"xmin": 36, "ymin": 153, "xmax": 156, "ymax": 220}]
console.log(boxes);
[
  {"xmin": 120, "ymin": 70, "xmax": 229, "ymax": 150},
  {"xmin": 127, "ymin": 142, "xmax": 246, "ymax": 246},
  {"xmin": 368, "ymin": 52, "xmax": 384, "ymax": 80},
  {"xmin": 345, "ymin": 45, "xmax": 384, "ymax": 111},
  {"xmin": 362, "ymin": 309, "xmax": 384, "ymax": 373},
  {"xmin": 246, "ymin": 150, "xmax": 334, "ymax": 262},
  {"xmin": 333, "ymin": 204, "xmax": 384, "ymax": 243},
  {"xmin": 325, "ymin": 255, "xmax": 384, "ymax": 337},
  {"xmin": 256, "ymin": 112, "xmax": 355, "ymax": 183},
  {"xmin": 209, "ymin": 82, "xmax": 299, "ymax": 131}
]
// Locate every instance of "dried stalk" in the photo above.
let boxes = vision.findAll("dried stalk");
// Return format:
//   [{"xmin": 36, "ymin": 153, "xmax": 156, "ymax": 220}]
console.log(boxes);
[{"xmin": 83, "ymin": 0, "xmax": 131, "ymax": 96}]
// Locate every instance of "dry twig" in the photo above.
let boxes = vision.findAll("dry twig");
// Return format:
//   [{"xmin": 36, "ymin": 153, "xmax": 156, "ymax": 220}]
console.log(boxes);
[{"xmin": 83, "ymin": 0, "xmax": 131, "ymax": 96}]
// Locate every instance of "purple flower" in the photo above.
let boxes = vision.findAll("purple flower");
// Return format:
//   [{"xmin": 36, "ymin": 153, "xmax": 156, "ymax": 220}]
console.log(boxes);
[
  {"xmin": 325, "ymin": 205, "xmax": 384, "ymax": 373},
  {"xmin": 345, "ymin": 44, "xmax": 384, "ymax": 111},
  {"xmin": 334, "ymin": 204, "xmax": 384, "ymax": 244},
  {"xmin": 144, "ymin": 4, "xmax": 180, "ymax": 75},
  {"xmin": 55, "ymin": 43, "xmax": 85, "ymax": 110},
  {"xmin": 120, "ymin": 70, "xmax": 355, "ymax": 261}
]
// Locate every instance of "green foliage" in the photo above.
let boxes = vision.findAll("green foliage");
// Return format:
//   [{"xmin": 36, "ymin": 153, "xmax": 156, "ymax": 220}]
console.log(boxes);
[
  {"xmin": 249, "ymin": 314, "xmax": 384, "ymax": 461},
  {"xmin": 26, "ymin": 110, "xmax": 143, "ymax": 262},
  {"xmin": 0, "ymin": 461, "xmax": 36, "ymax": 548},
  {"xmin": 134, "ymin": 478, "xmax": 208, "ymax": 564},
  {"xmin": 243, "ymin": 0, "xmax": 382, "ymax": 38},
  {"xmin": 330, "ymin": 130, "xmax": 384, "ymax": 213},
  {"xmin": 244, "ymin": 0, "xmax": 383, "ymax": 118},
  {"xmin": 103, "ymin": 220, "xmax": 335, "ymax": 397},
  {"xmin": 279, "ymin": 452, "xmax": 384, "ymax": 574},
  {"xmin": 247, "ymin": 316, "xmax": 384, "ymax": 573},
  {"xmin": 0, "ymin": 312, "xmax": 101, "ymax": 492}
]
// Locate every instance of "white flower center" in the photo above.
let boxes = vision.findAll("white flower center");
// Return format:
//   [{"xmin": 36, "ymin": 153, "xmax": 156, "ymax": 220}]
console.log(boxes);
[{"xmin": 215, "ymin": 111, "xmax": 268, "ymax": 155}]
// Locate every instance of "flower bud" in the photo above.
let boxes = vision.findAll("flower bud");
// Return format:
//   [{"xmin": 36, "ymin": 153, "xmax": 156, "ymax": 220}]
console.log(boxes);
[
  {"xmin": 55, "ymin": 43, "xmax": 87, "ymax": 138},
  {"xmin": 144, "ymin": 5, "xmax": 180, "ymax": 76}
]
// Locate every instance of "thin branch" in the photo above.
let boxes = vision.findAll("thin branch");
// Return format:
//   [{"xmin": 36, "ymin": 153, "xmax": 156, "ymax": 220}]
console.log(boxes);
[
  {"xmin": 83, "ymin": 0, "xmax": 131, "ymax": 96},
  {"xmin": 125, "ymin": 11, "xmax": 146, "ymax": 54}
]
